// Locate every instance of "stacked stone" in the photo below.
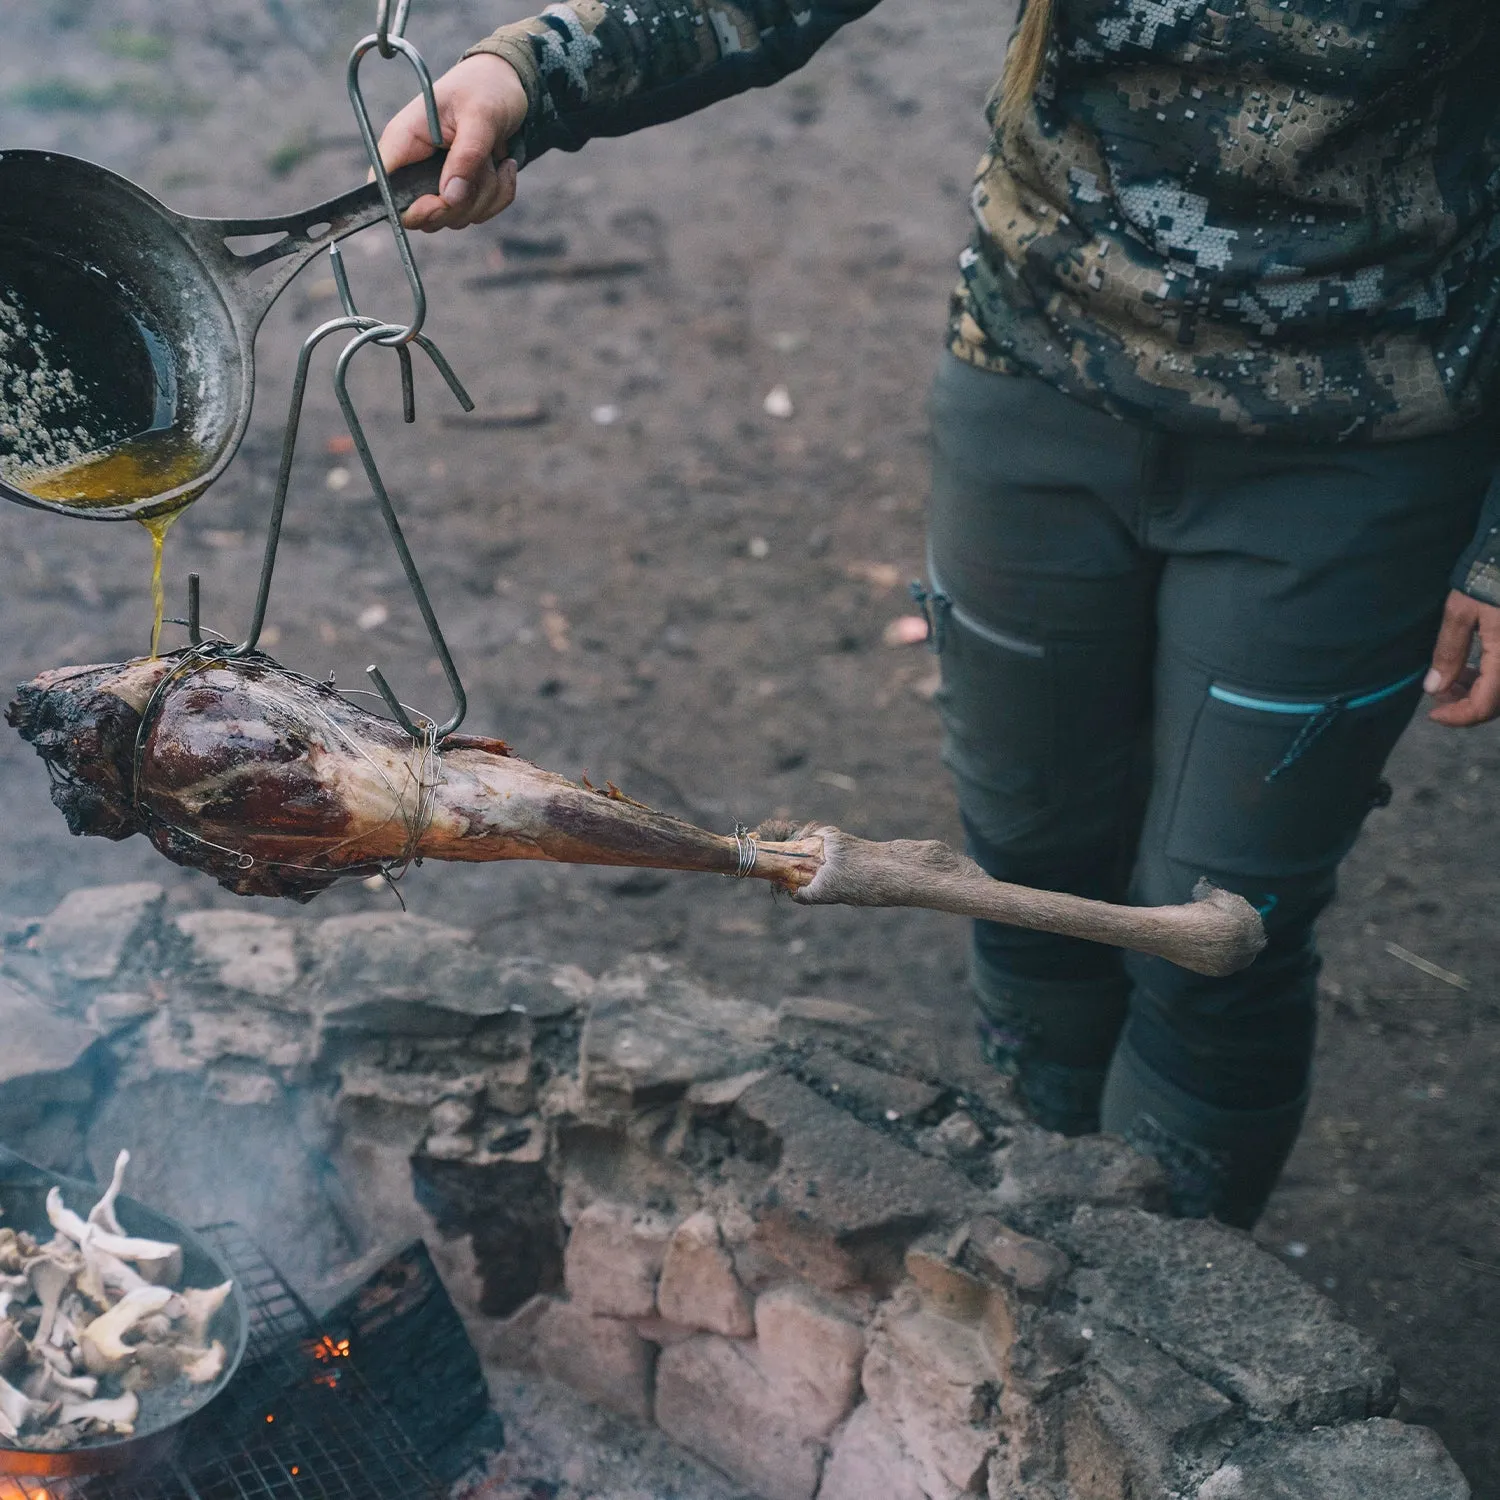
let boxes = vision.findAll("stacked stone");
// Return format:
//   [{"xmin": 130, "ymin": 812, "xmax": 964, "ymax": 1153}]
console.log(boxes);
[{"xmin": 0, "ymin": 885, "xmax": 1474, "ymax": 1500}]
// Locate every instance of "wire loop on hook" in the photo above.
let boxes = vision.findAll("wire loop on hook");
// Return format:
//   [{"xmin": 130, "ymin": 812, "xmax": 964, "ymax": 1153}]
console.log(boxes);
[{"xmin": 374, "ymin": 0, "xmax": 412, "ymax": 58}]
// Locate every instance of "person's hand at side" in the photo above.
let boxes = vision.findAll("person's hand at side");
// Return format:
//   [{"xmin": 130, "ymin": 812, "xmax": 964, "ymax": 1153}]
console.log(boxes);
[
  {"xmin": 1425, "ymin": 590, "xmax": 1500, "ymax": 726},
  {"xmin": 377, "ymin": 53, "xmax": 528, "ymax": 231}
]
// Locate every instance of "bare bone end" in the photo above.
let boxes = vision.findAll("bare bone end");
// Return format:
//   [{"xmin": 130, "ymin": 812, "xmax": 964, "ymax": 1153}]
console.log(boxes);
[
  {"xmin": 1177, "ymin": 878, "xmax": 1268, "ymax": 977},
  {"xmin": 784, "ymin": 825, "xmax": 1266, "ymax": 978}
]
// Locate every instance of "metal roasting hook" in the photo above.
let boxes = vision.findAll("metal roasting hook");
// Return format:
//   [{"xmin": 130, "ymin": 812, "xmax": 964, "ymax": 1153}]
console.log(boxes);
[
  {"xmin": 188, "ymin": 0, "xmax": 476, "ymax": 743},
  {"xmin": 345, "ymin": 30, "xmax": 443, "ymax": 345},
  {"xmin": 333, "ymin": 322, "xmax": 471, "ymax": 739}
]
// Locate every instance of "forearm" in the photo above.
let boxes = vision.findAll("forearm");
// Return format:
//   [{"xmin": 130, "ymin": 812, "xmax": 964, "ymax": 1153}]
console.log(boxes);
[{"xmin": 465, "ymin": 0, "xmax": 881, "ymax": 163}]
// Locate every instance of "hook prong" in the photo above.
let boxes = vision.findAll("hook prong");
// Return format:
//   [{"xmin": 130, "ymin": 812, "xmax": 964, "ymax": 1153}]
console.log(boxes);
[
  {"xmin": 413, "ymin": 333, "xmax": 475, "ymax": 411},
  {"xmin": 398, "ymin": 343, "xmax": 416, "ymax": 423},
  {"xmin": 367, "ymin": 664, "xmax": 422, "ymax": 740},
  {"xmin": 329, "ymin": 242, "xmax": 359, "ymax": 318}
]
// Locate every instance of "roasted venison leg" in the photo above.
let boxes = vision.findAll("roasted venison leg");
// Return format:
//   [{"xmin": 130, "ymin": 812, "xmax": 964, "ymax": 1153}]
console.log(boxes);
[{"xmin": 6, "ymin": 651, "xmax": 1264, "ymax": 975}]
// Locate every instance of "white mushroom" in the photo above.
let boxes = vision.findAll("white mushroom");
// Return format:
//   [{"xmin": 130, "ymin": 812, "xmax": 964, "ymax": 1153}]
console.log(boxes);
[
  {"xmin": 50, "ymin": 1309, "xmax": 81, "ymax": 1354},
  {"xmin": 26, "ymin": 1364, "xmax": 98, "ymax": 1402},
  {"xmin": 122, "ymin": 1343, "xmax": 183, "ymax": 1392},
  {"xmin": 135, "ymin": 1313, "xmax": 173, "ymax": 1345},
  {"xmin": 0, "ymin": 1371, "xmax": 54, "ymax": 1435},
  {"xmin": 45, "ymin": 1186, "xmax": 181, "ymax": 1286},
  {"xmin": 181, "ymin": 1341, "xmax": 227, "ymax": 1385},
  {"xmin": 79, "ymin": 1285, "xmax": 173, "ymax": 1376},
  {"xmin": 28, "ymin": 1422, "xmax": 88, "ymax": 1451},
  {"xmin": 170, "ymin": 1281, "xmax": 233, "ymax": 1346},
  {"xmin": 83, "ymin": 1230, "xmax": 182, "ymax": 1288},
  {"xmin": 58, "ymin": 1391, "xmax": 138, "ymax": 1435},
  {"xmin": 44, "ymin": 1188, "xmax": 91, "ymax": 1248},
  {"xmin": 1, "ymin": 1159, "xmax": 232, "ymax": 1450},
  {"xmin": 75, "ymin": 1260, "xmax": 108, "ymax": 1312},
  {"xmin": 28, "ymin": 1257, "xmax": 74, "ymax": 1347},
  {"xmin": 87, "ymin": 1151, "xmax": 130, "ymax": 1237},
  {"xmin": 81, "ymin": 1239, "xmax": 148, "ymax": 1302},
  {"xmin": 36, "ymin": 1343, "xmax": 76, "ymax": 1377}
]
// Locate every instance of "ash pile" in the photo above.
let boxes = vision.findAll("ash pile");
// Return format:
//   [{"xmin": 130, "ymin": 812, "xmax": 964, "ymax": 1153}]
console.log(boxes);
[{"xmin": 0, "ymin": 883, "xmax": 1473, "ymax": 1500}]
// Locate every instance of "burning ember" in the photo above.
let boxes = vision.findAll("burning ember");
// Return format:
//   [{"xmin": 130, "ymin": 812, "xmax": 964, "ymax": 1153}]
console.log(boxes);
[{"xmin": 306, "ymin": 1335, "xmax": 351, "ymax": 1390}]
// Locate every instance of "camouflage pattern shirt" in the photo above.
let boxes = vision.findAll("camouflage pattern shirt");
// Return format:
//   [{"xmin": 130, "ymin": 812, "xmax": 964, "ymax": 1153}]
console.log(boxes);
[{"xmin": 467, "ymin": 1, "xmax": 1500, "ymax": 600}]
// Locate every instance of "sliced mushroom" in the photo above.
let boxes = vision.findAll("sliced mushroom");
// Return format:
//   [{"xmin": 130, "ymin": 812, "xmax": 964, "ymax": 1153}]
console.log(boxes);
[
  {"xmin": 79, "ymin": 1285, "xmax": 173, "ymax": 1376},
  {"xmin": 82, "ymin": 1239, "xmax": 147, "ymax": 1302},
  {"xmin": 170, "ymin": 1281, "xmax": 233, "ymax": 1346},
  {"xmin": 28, "ymin": 1422, "xmax": 89, "ymax": 1451},
  {"xmin": 87, "ymin": 1151, "xmax": 130, "ymax": 1237},
  {"xmin": 46, "ymin": 1188, "xmax": 183, "ymax": 1289},
  {"xmin": 35, "ymin": 1343, "xmax": 77, "ymax": 1377},
  {"xmin": 135, "ymin": 1313, "xmax": 173, "ymax": 1344},
  {"xmin": 26, "ymin": 1363, "xmax": 98, "ymax": 1402},
  {"xmin": 83, "ymin": 1230, "xmax": 182, "ymax": 1288},
  {"xmin": 58, "ymin": 1391, "xmax": 138, "ymax": 1435},
  {"xmin": 0, "ymin": 1371, "xmax": 54, "ymax": 1435},
  {"xmin": 44, "ymin": 1188, "xmax": 91, "ymax": 1249},
  {"xmin": 75, "ymin": 1260, "xmax": 108, "ymax": 1312},
  {"xmin": 122, "ymin": 1342, "xmax": 184, "ymax": 1392},
  {"xmin": 28, "ymin": 1257, "xmax": 74, "ymax": 1347},
  {"xmin": 56, "ymin": 1292, "xmax": 90, "ymax": 1342},
  {"xmin": 182, "ymin": 1341, "xmax": 227, "ymax": 1385},
  {"xmin": 0, "ymin": 1229, "xmax": 21, "ymax": 1275}
]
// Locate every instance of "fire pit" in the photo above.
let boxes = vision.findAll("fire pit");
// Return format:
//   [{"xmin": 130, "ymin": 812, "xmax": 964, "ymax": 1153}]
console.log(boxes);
[
  {"xmin": 0, "ymin": 1231, "xmax": 492, "ymax": 1500},
  {"xmin": 0, "ymin": 884, "xmax": 1472, "ymax": 1500}
]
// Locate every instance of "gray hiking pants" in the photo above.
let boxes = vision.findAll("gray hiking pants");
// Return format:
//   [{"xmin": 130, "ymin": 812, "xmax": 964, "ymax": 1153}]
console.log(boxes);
[{"xmin": 926, "ymin": 354, "xmax": 1495, "ymax": 1226}]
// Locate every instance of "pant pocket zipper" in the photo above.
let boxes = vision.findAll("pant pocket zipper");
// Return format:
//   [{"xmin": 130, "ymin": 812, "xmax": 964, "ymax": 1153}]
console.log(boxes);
[{"xmin": 1207, "ymin": 668, "xmax": 1424, "ymax": 781}]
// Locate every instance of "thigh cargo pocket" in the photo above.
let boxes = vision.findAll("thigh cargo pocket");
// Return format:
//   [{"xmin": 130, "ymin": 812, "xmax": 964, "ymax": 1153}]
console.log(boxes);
[
  {"xmin": 932, "ymin": 584, "xmax": 1147, "ymax": 850},
  {"xmin": 1164, "ymin": 669, "xmax": 1424, "ymax": 877},
  {"xmin": 933, "ymin": 594, "xmax": 1058, "ymax": 843}
]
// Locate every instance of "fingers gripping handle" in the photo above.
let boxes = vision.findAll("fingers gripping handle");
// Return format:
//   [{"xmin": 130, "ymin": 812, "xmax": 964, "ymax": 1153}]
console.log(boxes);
[{"xmin": 791, "ymin": 827, "xmax": 1267, "ymax": 978}]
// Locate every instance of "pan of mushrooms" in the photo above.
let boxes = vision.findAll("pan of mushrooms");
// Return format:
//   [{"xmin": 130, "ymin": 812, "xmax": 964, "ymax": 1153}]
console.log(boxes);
[{"xmin": 0, "ymin": 1145, "xmax": 248, "ymax": 1477}]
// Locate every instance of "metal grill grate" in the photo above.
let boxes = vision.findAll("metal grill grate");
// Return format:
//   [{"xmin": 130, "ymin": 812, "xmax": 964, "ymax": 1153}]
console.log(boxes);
[{"xmin": 1, "ymin": 1225, "xmax": 447, "ymax": 1500}]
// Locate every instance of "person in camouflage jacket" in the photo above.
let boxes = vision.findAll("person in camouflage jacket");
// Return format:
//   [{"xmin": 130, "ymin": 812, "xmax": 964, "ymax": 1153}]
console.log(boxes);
[{"xmin": 379, "ymin": 0, "xmax": 1500, "ymax": 1226}]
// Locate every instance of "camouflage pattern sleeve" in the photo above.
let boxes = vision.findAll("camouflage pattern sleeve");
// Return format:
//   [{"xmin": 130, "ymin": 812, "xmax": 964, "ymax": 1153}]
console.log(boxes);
[
  {"xmin": 463, "ymin": 1, "xmax": 882, "ymax": 165},
  {"xmin": 1455, "ymin": 481, "xmax": 1500, "ymax": 606}
]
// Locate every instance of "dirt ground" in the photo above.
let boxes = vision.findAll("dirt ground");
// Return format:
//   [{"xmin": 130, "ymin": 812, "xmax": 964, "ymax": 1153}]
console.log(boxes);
[{"xmin": 2, "ymin": 1, "xmax": 1497, "ymax": 1492}]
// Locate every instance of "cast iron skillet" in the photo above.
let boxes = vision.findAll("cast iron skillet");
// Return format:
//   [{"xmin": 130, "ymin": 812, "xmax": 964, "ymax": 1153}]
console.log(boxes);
[
  {"xmin": 0, "ymin": 1145, "xmax": 249, "ymax": 1477},
  {"xmin": 0, "ymin": 149, "xmax": 442, "ymax": 523}
]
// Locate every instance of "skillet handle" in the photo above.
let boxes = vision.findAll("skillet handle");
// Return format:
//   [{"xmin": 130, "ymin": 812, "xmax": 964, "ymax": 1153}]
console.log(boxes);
[{"xmin": 173, "ymin": 154, "xmax": 447, "ymax": 333}]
